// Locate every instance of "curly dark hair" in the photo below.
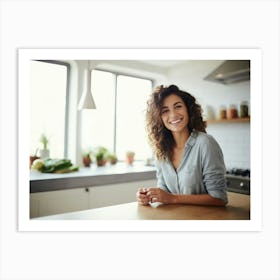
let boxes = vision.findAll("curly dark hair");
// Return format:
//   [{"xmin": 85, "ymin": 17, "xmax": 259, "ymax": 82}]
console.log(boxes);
[{"xmin": 146, "ymin": 85, "xmax": 207, "ymax": 161}]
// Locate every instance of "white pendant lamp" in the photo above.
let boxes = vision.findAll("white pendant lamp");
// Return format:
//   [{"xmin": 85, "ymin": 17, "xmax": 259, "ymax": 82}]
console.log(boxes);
[{"xmin": 78, "ymin": 61, "xmax": 97, "ymax": 110}]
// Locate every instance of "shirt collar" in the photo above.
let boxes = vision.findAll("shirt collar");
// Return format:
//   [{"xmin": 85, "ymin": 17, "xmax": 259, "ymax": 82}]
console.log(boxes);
[{"xmin": 185, "ymin": 130, "xmax": 198, "ymax": 148}]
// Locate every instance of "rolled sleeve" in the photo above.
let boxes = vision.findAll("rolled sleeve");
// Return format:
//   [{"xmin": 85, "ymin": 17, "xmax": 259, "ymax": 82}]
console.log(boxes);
[{"xmin": 201, "ymin": 136, "xmax": 228, "ymax": 204}]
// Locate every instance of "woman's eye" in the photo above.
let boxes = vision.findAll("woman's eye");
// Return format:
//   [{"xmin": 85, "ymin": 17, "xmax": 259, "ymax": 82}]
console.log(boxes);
[
  {"xmin": 175, "ymin": 105, "xmax": 182, "ymax": 109},
  {"xmin": 161, "ymin": 109, "xmax": 168, "ymax": 114}
]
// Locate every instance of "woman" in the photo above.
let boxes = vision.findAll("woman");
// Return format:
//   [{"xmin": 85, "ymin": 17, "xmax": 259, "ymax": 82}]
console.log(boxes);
[{"xmin": 137, "ymin": 85, "xmax": 228, "ymax": 206}]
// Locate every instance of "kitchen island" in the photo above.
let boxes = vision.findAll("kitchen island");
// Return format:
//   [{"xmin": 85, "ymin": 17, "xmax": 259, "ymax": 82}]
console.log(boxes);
[
  {"xmin": 36, "ymin": 192, "xmax": 250, "ymax": 220},
  {"xmin": 30, "ymin": 162, "xmax": 158, "ymax": 218}
]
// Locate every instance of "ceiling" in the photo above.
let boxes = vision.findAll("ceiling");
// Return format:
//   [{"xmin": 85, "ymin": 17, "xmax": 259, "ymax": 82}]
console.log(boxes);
[{"xmin": 140, "ymin": 60, "xmax": 186, "ymax": 68}]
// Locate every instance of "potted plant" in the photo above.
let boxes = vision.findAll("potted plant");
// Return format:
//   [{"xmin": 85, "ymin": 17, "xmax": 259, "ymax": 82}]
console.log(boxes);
[
  {"xmin": 39, "ymin": 134, "xmax": 50, "ymax": 159},
  {"xmin": 108, "ymin": 152, "xmax": 118, "ymax": 165},
  {"xmin": 126, "ymin": 151, "xmax": 135, "ymax": 165},
  {"xmin": 82, "ymin": 150, "xmax": 92, "ymax": 167},
  {"xmin": 94, "ymin": 146, "xmax": 108, "ymax": 167}
]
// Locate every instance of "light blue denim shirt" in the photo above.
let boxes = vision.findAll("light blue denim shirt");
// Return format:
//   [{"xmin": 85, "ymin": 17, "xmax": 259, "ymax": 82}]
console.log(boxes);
[{"xmin": 155, "ymin": 131, "xmax": 228, "ymax": 204}]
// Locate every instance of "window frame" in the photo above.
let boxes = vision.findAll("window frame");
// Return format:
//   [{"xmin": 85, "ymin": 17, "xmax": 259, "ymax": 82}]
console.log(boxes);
[
  {"xmin": 32, "ymin": 60, "xmax": 71, "ymax": 158},
  {"xmin": 93, "ymin": 68, "xmax": 155, "ymax": 158}
]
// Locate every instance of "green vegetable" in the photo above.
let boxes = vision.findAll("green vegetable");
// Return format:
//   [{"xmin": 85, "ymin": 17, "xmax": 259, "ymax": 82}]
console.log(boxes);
[
  {"xmin": 32, "ymin": 158, "xmax": 79, "ymax": 173},
  {"xmin": 54, "ymin": 165, "xmax": 79, "ymax": 174},
  {"xmin": 41, "ymin": 158, "xmax": 72, "ymax": 173},
  {"xmin": 31, "ymin": 159, "xmax": 44, "ymax": 171}
]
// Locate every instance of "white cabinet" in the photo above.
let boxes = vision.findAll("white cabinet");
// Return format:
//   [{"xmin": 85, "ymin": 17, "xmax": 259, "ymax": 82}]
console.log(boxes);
[
  {"xmin": 88, "ymin": 179, "xmax": 156, "ymax": 209},
  {"xmin": 30, "ymin": 179, "xmax": 157, "ymax": 218},
  {"xmin": 30, "ymin": 187, "xmax": 89, "ymax": 218}
]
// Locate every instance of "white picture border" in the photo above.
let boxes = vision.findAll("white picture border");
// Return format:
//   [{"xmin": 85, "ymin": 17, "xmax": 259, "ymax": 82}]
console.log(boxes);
[{"xmin": 18, "ymin": 48, "xmax": 262, "ymax": 232}]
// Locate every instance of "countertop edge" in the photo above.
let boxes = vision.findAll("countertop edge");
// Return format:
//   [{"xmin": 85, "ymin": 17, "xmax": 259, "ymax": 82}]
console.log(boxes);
[{"xmin": 30, "ymin": 170, "xmax": 157, "ymax": 193}]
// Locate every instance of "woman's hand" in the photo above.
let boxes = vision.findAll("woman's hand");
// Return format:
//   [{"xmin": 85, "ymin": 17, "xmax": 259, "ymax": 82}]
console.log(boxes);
[
  {"xmin": 146, "ymin": 188, "xmax": 175, "ymax": 204},
  {"xmin": 136, "ymin": 187, "xmax": 150, "ymax": 206},
  {"xmin": 137, "ymin": 187, "xmax": 175, "ymax": 205},
  {"xmin": 137, "ymin": 187, "xmax": 226, "ymax": 206}
]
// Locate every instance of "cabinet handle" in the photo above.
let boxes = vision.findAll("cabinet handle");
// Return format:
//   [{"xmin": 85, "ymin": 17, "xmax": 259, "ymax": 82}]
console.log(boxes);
[{"xmin": 85, "ymin": 187, "xmax": 89, "ymax": 192}]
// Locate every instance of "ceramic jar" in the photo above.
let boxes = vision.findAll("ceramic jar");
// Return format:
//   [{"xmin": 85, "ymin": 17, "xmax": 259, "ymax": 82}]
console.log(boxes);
[
  {"xmin": 227, "ymin": 104, "xmax": 238, "ymax": 119},
  {"xmin": 240, "ymin": 101, "xmax": 249, "ymax": 118},
  {"xmin": 219, "ymin": 105, "xmax": 227, "ymax": 119}
]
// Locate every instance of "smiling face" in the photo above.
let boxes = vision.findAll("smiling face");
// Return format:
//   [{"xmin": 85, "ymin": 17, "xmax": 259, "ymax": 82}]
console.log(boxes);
[{"xmin": 160, "ymin": 94, "xmax": 189, "ymax": 134}]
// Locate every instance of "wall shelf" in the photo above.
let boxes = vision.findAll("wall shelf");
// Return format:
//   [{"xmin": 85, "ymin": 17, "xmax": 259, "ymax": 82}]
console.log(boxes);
[{"xmin": 206, "ymin": 117, "xmax": 250, "ymax": 124}]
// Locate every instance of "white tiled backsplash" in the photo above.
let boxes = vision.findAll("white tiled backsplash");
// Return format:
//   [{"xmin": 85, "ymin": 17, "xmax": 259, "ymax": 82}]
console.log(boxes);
[{"xmin": 206, "ymin": 123, "xmax": 250, "ymax": 169}]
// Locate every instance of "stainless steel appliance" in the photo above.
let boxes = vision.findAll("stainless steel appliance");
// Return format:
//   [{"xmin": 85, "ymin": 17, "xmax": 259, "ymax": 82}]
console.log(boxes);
[
  {"xmin": 204, "ymin": 60, "xmax": 250, "ymax": 84},
  {"xmin": 225, "ymin": 168, "xmax": 250, "ymax": 195}
]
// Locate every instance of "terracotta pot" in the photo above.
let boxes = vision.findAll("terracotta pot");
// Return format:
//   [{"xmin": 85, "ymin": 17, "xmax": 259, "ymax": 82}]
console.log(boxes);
[
  {"xmin": 96, "ymin": 159, "xmax": 107, "ymax": 167},
  {"xmin": 30, "ymin": 156, "xmax": 39, "ymax": 169},
  {"xmin": 83, "ymin": 156, "xmax": 91, "ymax": 167},
  {"xmin": 126, "ymin": 155, "xmax": 134, "ymax": 165},
  {"xmin": 109, "ymin": 158, "xmax": 118, "ymax": 165}
]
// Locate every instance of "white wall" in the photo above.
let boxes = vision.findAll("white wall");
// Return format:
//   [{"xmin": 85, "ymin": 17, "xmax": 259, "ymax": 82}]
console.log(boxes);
[{"xmin": 166, "ymin": 61, "xmax": 250, "ymax": 169}]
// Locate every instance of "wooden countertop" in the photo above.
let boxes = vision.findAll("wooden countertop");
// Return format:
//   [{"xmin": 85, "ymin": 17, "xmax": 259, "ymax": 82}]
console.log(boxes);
[{"xmin": 37, "ymin": 192, "xmax": 250, "ymax": 220}]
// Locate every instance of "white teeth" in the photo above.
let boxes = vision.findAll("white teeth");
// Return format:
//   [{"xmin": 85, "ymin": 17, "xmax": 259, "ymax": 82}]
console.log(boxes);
[{"xmin": 170, "ymin": 119, "xmax": 182, "ymax": 124}]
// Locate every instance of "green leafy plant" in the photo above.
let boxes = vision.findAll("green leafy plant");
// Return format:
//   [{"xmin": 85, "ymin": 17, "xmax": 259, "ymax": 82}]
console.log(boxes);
[
  {"xmin": 82, "ymin": 149, "xmax": 92, "ymax": 159},
  {"xmin": 107, "ymin": 152, "xmax": 118, "ymax": 165},
  {"xmin": 94, "ymin": 146, "xmax": 108, "ymax": 160},
  {"xmin": 40, "ymin": 134, "xmax": 49, "ymax": 150},
  {"xmin": 94, "ymin": 146, "xmax": 108, "ymax": 166}
]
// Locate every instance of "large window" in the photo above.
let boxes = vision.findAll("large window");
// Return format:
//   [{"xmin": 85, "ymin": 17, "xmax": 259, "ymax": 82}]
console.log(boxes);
[
  {"xmin": 81, "ymin": 70, "xmax": 153, "ymax": 161},
  {"xmin": 29, "ymin": 61, "xmax": 68, "ymax": 158},
  {"xmin": 116, "ymin": 75, "xmax": 152, "ymax": 160},
  {"xmin": 30, "ymin": 63, "xmax": 153, "ymax": 162}
]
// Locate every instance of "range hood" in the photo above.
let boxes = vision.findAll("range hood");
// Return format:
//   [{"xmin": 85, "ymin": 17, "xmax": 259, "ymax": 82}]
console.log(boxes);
[{"xmin": 204, "ymin": 60, "xmax": 250, "ymax": 84}]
